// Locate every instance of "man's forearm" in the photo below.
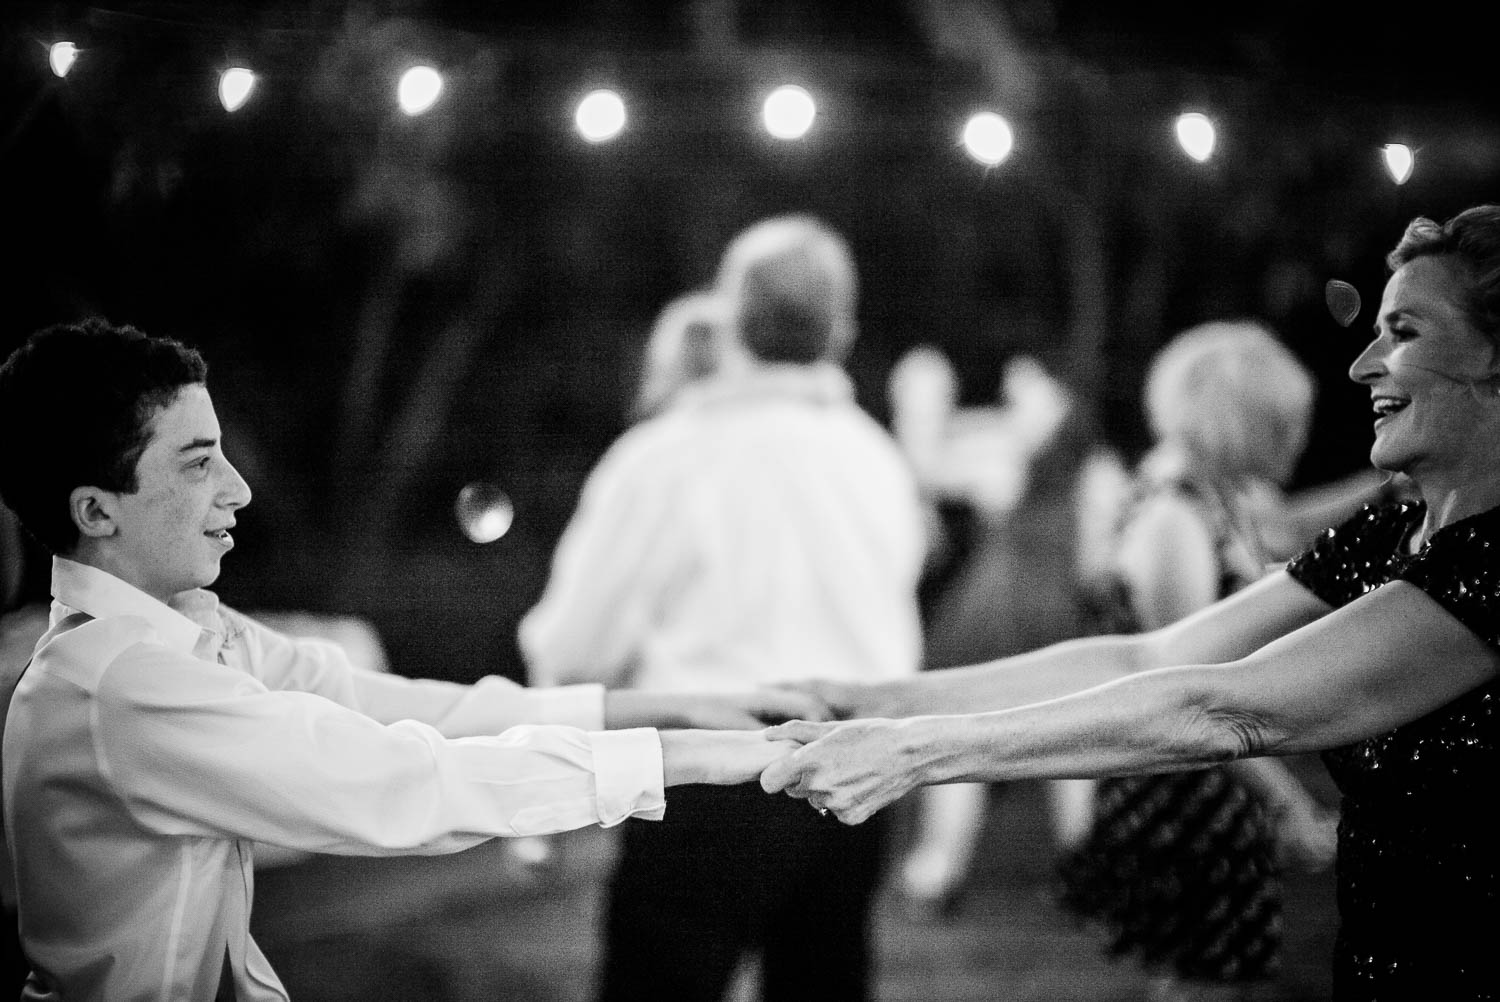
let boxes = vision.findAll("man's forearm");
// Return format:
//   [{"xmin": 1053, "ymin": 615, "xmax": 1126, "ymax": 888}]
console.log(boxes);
[{"xmin": 604, "ymin": 691, "xmax": 687, "ymax": 729}]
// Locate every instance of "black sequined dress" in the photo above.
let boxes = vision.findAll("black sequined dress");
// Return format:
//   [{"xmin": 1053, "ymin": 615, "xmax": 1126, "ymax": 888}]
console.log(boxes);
[
  {"xmin": 1057, "ymin": 478, "xmax": 1286, "ymax": 983},
  {"xmin": 1285, "ymin": 500, "xmax": 1499, "ymax": 1001}
]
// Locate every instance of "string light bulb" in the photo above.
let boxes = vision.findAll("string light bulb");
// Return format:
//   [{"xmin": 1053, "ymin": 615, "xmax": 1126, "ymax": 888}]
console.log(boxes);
[
  {"xmin": 762, "ymin": 85, "xmax": 816, "ymax": 140},
  {"xmin": 397, "ymin": 65, "xmax": 443, "ymax": 116},
  {"xmin": 48, "ymin": 41, "xmax": 78, "ymax": 78},
  {"xmin": 218, "ymin": 67, "xmax": 256, "ymax": 112},
  {"xmin": 962, "ymin": 112, "xmax": 1014, "ymax": 166},
  {"xmin": 575, "ymin": 89, "xmax": 627, "ymax": 142},
  {"xmin": 1383, "ymin": 143, "xmax": 1415, "ymax": 184},
  {"xmin": 1174, "ymin": 111, "xmax": 1216, "ymax": 163}
]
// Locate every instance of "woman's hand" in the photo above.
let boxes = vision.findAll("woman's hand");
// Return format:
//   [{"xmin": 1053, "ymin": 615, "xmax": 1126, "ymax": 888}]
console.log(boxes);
[
  {"xmin": 758, "ymin": 718, "xmax": 932, "ymax": 824},
  {"xmin": 659, "ymin": 729, "xmax": 799, "ymax": 786}
]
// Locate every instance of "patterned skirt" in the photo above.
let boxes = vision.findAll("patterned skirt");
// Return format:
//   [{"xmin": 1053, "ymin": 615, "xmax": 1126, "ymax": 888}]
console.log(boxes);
[{"xmin": 1055, "ymin": 767, "xmax": 1284, "ymax": 983}]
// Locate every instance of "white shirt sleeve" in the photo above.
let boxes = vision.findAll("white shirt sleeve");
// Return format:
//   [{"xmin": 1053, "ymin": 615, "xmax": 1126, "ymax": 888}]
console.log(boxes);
[
  {"xmin": 227, "ymin": 608, "xmax": 607, "ymax": 734},
  {"xmin": 92, "ymin": 641, "xmax": 664, "ymax": 851}
]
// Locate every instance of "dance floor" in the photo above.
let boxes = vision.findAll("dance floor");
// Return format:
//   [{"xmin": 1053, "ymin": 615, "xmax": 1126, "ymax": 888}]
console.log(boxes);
[{"xmin": 253, "ymin": 777, "xmax": 1338, "ymax": 1001}]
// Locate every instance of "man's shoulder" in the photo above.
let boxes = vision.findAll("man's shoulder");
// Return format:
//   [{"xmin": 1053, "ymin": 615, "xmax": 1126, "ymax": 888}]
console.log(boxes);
[
  {"xmin": 595, "ymin": 412, "xmax": 719, "ymax": 474},
  {"xmin": 30, "ymin": 612, "xmax": 169, "ymax": 692}
]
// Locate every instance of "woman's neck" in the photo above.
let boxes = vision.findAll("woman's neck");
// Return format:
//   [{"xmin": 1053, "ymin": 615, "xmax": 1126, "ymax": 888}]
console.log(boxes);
[{"xmin": 1413, "ymin": 477, "xmax": 1500, "ymax": 545}]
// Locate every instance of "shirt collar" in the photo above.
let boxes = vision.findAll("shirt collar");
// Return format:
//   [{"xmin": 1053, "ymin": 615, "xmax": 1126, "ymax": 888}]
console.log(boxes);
[
  {"xmin": 51, "ymin": 556, "xmax": 219, "ymax": 655},
  {"xmin": 677, "ymin": 362, "xmax": 853, "ymax": 412}
]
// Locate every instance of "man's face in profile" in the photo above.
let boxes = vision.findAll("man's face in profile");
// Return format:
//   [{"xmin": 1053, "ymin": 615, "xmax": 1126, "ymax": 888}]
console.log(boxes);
[{"xmin": 100, "ymin": 384, "xmax": 251, "ymax": 602}]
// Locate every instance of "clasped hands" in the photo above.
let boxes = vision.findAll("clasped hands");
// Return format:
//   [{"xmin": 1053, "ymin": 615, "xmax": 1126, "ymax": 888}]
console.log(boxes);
[{"xmin": 658, "ymin": 679, "xmax": 920, "ymax": 825}]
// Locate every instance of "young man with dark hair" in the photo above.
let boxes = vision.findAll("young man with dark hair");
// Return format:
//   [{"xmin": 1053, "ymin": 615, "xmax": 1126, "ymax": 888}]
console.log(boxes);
[{"xmin": 0, "ymin": 318, "xmax": 804, "ymax": 1001}]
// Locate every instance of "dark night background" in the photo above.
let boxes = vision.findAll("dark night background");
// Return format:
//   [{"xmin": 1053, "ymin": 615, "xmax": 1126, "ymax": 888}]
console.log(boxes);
[{"xmin": 3, "ymin": 0, "xmax": 1498, "ymax": 685}]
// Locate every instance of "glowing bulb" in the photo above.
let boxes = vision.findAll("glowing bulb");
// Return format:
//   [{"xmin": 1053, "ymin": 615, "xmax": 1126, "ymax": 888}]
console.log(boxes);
[
  {"xmin": 218, "ymin": 67, "xmax": 256, "ymax": 112},
  {"xmin": 49, "ymin": 42, "xmax": 78, "ymax": 79},
  {"xmin": 762, "ymin": 85, "xmax": 816, "ymax": 140},
  {"xmin": 455, "ymin": 482, "xmax": 514, "ymax": 543},
  {"xmin": 1383, "ymin": 143, "xmax": 1414, "ymax": 184},
  {"xmin": 962, "ymin": 112, "xmax": 1014, "ymax": 166},
  {"xmin": 1175, "ymin": 112, "xmax": 1216, "ymax": 163},
  {"xmin": 398, "ymin": 65, "xmax": 443, "ymax": 116},
  {"xmin": 575, "ymin": 89, "xmax": 627, "ymax": 142}
]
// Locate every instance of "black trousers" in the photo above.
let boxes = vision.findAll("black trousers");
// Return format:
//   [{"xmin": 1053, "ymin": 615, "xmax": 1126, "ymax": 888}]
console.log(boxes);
[{"xmin": 598, "ymin": 783, "xmax": 888, "ymax": 1002}]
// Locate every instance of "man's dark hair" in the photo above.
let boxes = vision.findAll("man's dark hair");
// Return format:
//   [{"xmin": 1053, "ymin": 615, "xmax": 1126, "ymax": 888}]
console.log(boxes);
[{"xmin": 0, "ymin": 318, "xmax": 207, "ymax": 554}]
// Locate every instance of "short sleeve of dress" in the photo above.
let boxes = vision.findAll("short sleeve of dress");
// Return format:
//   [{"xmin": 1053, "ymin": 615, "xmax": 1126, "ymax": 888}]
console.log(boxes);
[
  {"xmin": 1396, "ymin": 505, "xmax": 1500, "ymax": 650},
  {"xmin": 1285, "ymin": 502, "xmax": 1421, "ymax": 608}
]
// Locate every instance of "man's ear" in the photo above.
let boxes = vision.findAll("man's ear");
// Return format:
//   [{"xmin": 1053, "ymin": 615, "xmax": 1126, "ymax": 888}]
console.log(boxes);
[{"xmin": 69, "ymin": 486, "xmax": 118, "ymax": 539}]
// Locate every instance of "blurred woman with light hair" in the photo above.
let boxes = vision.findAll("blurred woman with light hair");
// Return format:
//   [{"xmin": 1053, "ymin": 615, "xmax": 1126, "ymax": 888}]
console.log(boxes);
[
  {"xmin": 1051, "ymin": 319, "xmax": 1337, "ymax": 1001},
  {"xmin": 1143, "ymin": 320, "xmax": 1314, "ymax": 495},
  {"xmin": 631, "ymin": 289, "xmax": 725, "ymax": 422}
]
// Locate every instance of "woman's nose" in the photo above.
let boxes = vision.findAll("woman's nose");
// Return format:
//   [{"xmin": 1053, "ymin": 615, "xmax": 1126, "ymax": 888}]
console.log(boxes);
[{"xmin": 1348, "ymin": 336, "xmax": 1386, "ymax": 385}]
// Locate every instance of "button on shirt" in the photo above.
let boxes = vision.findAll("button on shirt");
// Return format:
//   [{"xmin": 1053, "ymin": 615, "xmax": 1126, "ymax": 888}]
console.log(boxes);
[
  {"xmin": 2, "ymin": 558, "xmax": 665, "ymax": 1002},
  {"xmin": 520, "ymin": 363, "xmax": 925, "ymax": 692}
]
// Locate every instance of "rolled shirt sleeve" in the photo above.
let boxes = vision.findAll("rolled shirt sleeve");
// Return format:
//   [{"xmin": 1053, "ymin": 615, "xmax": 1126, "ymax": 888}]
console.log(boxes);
[{"xmin": 588, "ymin": 726, "xmax": 667, "ymax": 824}]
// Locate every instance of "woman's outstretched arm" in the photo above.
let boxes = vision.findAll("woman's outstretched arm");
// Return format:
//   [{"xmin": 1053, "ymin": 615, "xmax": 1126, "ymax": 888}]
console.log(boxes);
[
  {"xmin": 762, "ymin": 581, "xmax": 1499, "ymax": 823},
  {"xmin": 804, "ymin": 570, "xmax": 1329, "ymax": 719}
]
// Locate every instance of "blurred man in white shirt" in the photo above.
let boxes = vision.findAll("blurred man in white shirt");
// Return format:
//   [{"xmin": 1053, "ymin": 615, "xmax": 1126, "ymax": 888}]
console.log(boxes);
[{"xmin": 522, "ymin": 216, "xmax": 925, "ymax": 1002}]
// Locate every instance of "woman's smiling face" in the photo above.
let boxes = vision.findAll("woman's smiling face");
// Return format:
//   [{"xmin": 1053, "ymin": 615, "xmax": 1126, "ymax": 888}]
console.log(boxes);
[{"xmin": 1349, "ymin": 255, "xmax": 1500, "ymax": 481}]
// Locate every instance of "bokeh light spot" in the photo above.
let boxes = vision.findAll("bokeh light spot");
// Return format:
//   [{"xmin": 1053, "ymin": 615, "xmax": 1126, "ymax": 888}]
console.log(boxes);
[{"xmin": 456, "ymin": 482, "xmax": 515, "ymax": 543}]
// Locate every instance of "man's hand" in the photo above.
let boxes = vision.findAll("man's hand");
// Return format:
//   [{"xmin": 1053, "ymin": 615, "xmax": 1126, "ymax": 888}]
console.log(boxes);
[
  {"xmin": 605, "ymin": 689, "xmax": 833, "ymax": 731},
  {"xmin": 758, "ymin": 718, "xmax": 931, "ymax": 825},
  {"xmin": 659, "ymin": 729, "xmax": 799, "ymax": 786}
]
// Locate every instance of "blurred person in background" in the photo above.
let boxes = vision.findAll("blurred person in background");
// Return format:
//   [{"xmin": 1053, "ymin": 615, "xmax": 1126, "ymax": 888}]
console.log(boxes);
[
  {"xmin": 763, "ymin": 204, "xmax": 1500, "ymax": 1001},
  {"xmin": 630, "ymin": 288, "xmax": 725, "ymax": 423},
  {"xmin": 521, "ymin": 214, "xmax": 925, "ymax": 1002},
  {"xmin": 885, "ymin": 345, "xmax": 1092, "ymax": 917},
  {"xmin": 1055, "ymin": 320, "xmax": 1338, "ymax": 1002},
  {"xmin": 0, "ymin": 318, "xmax": 812, "ymax": 1002}
]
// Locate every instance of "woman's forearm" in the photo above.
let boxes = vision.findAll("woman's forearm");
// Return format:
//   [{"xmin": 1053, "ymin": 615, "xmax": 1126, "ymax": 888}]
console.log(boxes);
[
  {"xmin": 764, "ymin": 664, "xmax": 1253, "ymax": 824},
  {"xmin": 875, "ymin": 633, "xmax": 1149, "ymax": 717},
  {"xmin": 903, "ymin": 666, "xmax": 1240, "ymax": 786}
]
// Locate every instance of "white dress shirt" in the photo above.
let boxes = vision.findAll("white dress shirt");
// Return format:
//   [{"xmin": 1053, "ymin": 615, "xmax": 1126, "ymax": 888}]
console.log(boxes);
[
  {"xmin": 520, "ymin": 363, "xmax": 925, "ymax": 693},
  {"xmin": 2, "ymin": 558, "xmax": 665, "ymax": 1002}
]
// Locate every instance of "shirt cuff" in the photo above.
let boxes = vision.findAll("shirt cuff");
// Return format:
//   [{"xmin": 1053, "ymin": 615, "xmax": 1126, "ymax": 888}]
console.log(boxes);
[
  {"xmin": 590, "ymin": 727, "xmax": 665, "ymax": 826},
  {"xmin": 524, "ymin": 683, "xmax": 606, "ymax": 730}
]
